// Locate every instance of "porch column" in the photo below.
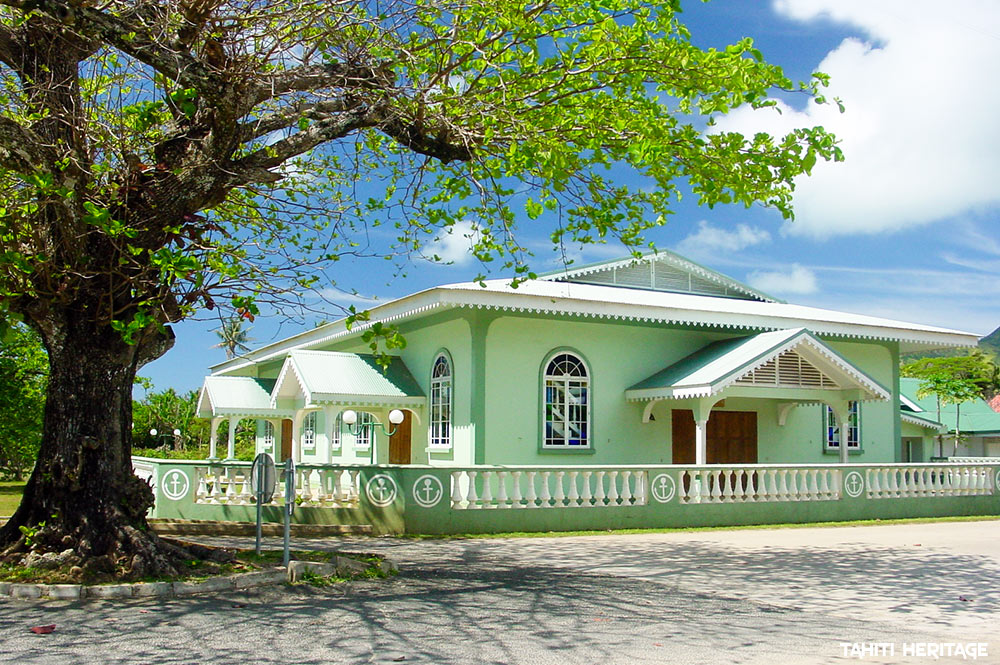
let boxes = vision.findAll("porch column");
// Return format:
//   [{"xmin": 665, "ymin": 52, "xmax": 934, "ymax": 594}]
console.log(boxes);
[
  {"xmin": 694, "ymin": 419, "xmax": 708, "ymax": 466},
  {"xmin": 208, "ymin": 416, "xmax": 224, "ymax": 460},
  {"xmin": 226, "ymin": 417, "xmax": 237, "ymax": 461},
  {"xmin": 324, "ymin": 406, "xmax": 337, "ymax": 464},
  {"xmin": 832, "ymin": 402, "xmax": 851, "ymax": 464},
  {"xmin": 292, "ymin": 410, "xmax": 306, "ymax": 463}
]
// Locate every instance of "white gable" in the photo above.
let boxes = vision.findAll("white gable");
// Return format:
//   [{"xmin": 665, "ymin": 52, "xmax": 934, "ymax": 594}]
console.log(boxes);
[{"xmin": 540, "ymin": 250, "xmax": 777, "ymax": 302}]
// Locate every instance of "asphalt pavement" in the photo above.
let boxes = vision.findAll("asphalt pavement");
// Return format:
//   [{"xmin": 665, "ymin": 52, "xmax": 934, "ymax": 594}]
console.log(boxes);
[{"xmin": 2, "ymin": 520, "xmax": 998, "ymax": 664}]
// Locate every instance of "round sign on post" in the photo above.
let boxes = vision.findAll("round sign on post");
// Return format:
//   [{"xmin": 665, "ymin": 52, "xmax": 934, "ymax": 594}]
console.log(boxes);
[{"xmin": 251, "ymin": 453, "xmax": 277, "ymax": 503}]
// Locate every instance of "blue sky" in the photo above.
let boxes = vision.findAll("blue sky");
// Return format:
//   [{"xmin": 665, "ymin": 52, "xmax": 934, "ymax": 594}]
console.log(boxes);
[{"xmin": 142, "ymin": 0, "xmax": 1000, "ymax": 395}]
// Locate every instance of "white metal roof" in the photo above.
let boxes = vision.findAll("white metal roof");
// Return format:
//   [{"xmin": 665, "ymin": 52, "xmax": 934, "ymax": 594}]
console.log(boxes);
[
  {"xmin": 211, "ymin": 276, "xmax": 979, "ymax": 375},
  {"xmin": 197, "ymin": 376, "xmax": 288, "ymax": 418},
  {"xmin": 271, "ymin": 350, "xmax": 425, "ymax": 408}
]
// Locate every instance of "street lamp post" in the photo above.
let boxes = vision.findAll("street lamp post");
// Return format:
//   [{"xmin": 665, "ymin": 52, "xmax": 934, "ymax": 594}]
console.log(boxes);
[{"xmin": 342, "ymin": 409, "xmax": 405, "ymax": 465}]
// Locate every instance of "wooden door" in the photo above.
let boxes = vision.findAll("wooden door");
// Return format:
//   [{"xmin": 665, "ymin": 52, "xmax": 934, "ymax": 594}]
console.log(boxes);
[
  {"xmin": 388, "ymin": 411, "xmax": 412, "ymax": 464},
  {"xmin": 671, "ymin": 410, "xmax": 696, "ymax": 464},
  {"xmin": 708, "ymin": 411, "xmax": 758, "ymax": 464},
  {"xmin": 671, "ymin": 409, "xmax": 758, "ymax": 464},
  {"xmin": 280, "ymin": 419, "xmax": 293, "ymax": 461}
]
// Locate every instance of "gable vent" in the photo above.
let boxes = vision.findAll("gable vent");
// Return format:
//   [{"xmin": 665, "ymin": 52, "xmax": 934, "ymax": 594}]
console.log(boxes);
[{"xmin": 736, "ymin": 350, "xmax": 839, "ymax": 389}]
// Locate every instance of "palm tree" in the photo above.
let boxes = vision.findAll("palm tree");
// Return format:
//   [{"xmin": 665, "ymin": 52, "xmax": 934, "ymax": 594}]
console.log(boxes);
[{"xmin": 213, "ymin": 317, "xmax": 254, "ymax": 359}]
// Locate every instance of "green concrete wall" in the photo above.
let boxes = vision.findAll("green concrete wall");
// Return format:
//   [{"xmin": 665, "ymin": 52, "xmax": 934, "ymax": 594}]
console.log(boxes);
[{"xmin": 137, "ymin": 458, "xmax": 1000, "ymax": 536}]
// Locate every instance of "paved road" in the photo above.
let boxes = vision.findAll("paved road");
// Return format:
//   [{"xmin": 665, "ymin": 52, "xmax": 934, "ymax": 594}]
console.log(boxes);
[{"xmin": 2, "ymin": 520, "xmax": 998, "ymax": 664}]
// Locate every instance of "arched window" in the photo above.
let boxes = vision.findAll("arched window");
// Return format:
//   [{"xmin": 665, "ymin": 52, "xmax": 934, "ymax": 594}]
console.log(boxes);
[
  {"xmin": 543, "ymin": 352, "xmax": 590, "ymax": 448},
  {"xmin": 262, "ymin": 421, "xmax": 275, "ymax": 450},
  {"xmin": 430, "ymin": 352, "xmax": 452, "ymax": 447},
  {"xmin": 302, "ymin": 411, "xmax": 317, "ymax": 449}
]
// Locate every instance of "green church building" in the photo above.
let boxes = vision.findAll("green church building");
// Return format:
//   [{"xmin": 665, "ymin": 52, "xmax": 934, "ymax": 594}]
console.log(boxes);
[{"xmin": 197, "ymin": 250, "xmax": 980, "ymax": 471}]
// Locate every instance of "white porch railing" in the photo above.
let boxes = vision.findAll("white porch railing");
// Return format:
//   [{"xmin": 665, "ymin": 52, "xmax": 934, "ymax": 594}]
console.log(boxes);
[
  {"xmin": 193, "ymin": 464, "xmax": 361, "ymax": 508},
  {"xmin": 677, "ymin": 466, "xmax": 842, "ymax": 504},
  {"xmin": 865, "ymin": 464, "xmax": 993, "ymax": 499},
  {"xmin": 450, "ymin": 468, "xmax": 648, "ymax": 509}
]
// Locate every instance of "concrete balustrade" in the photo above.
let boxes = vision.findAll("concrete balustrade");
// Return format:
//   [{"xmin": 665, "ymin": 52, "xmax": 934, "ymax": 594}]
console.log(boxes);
[
  {"xmin": 450, "ymin": 467, "xmax": 649, "ymax": 509},
  {"xmin": 193, "ymin": 463, "xmax": 361, "ymax": 508}
]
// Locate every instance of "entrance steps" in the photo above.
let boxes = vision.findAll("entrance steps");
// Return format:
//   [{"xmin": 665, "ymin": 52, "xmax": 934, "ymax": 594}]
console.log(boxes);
[{"xmin": 149, "ymin": 519, "xmax": 373, "ymax": 537}]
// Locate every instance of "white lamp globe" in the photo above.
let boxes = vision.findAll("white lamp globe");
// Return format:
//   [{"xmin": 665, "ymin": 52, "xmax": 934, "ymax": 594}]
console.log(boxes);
[
  {"xmin": 389, "ymin": 409, "xmax": 404, "ymax": 425},
  {"xmin": 342, "ymin": 410, "xmax": 358, "ymax": 425},
  {"xmin": 173, "ymin": 429, "xmax": 181, "ymax": 436},
  {"xmin": 149, "ymin": 428, "xmax": 158, "ymax": 436}
]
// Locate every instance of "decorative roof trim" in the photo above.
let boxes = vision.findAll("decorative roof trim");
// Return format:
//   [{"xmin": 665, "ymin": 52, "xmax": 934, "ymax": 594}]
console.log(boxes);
[
  {"xmin": 538, "ymin": 249, "xmax": 780, "ymax": 303},
  {"xmin": 624, "ymin": 329, "xmax": 891, "ymax": 403},
  {"xmin": 900, "ymin": 412, "xmax": 944, "ymax": 431}
]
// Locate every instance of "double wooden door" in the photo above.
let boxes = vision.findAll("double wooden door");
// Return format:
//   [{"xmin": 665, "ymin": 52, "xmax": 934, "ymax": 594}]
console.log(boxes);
[{"xmin": 671, "ymin": 409, "xmax": 758, "ymax": 464}]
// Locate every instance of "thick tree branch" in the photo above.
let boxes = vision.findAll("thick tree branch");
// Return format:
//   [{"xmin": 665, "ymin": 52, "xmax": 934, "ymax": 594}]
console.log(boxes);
[
  {"xmin": 1, "ymin": 0, "xmax": 226, "ymax": 102},
  {"xmin": 0, "ymin": 116, "xmax": 59, "ymax": 172},
  {"xmin": 379, "ymin": 115, "xmax": 475, "ymax": 163},
  {"xmin": 253, "ymin": 61, "xmax": 394, "ymax": 106},
  {"xmin": 0, "ymin": 24, "xmax": 18, "ymax": 69},
  {"xmin": 240, "ymin": 98, "xmax": 354, "ymax": 142}
]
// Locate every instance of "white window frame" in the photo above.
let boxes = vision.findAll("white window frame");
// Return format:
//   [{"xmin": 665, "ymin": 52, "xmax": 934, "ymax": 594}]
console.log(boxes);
[
  {"xmin": 262, "ymin": 421, "xmax": 275, "ymax": 451},
  {"xmin": 302, "ymin": 411, "xmax": 317, "ymax": 450},
  {"xmin": 353, "ymin": 412, "xmax": 376, "ymax": 450},
  {"xmin": 824, "ymin": 401, "xmax": 860, "ymax": 451},
  {"xmin": 331, "ymin": 412, "xmax": 342, "ymax": 450},
  {"xmin": 542, "ymin": 352, "xmax": 590, "ymax": 449},
  {"xmin": 430, "ymin": 352, "xmax": 452, "ymax": 448}
]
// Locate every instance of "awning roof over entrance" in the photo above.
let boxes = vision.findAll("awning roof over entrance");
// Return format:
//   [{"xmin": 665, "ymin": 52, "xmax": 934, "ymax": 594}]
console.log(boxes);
[
  {"xmin": 625, "ymin": 328, "xmax": 891, "ymax": 402},
  {"xmin": 197, "ymin": 376, "xmax": 285, "ymax": 418},
  {"xmin": 271, "ymin": 350, "xmax": 425, "ymax": 408}
]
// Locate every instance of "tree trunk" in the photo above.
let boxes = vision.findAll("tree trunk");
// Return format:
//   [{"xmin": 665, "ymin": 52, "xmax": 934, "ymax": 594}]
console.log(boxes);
[{"xmin": 0, "ymin": 311, "xmax": 185, "ymax": 580}]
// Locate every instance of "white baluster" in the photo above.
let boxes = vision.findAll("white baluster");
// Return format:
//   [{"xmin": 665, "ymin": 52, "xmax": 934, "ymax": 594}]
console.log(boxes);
[
  {"xmin": 606, "ymin": 471, "xmax": 620, "ymax": 506},
  {"xmin": 525, "ymin": 471, "xmax": 538, "ymax": 508},
  {"xmin": 481, "ymin": 471, "xmax": 494, "ymax": 508},
  {"xmin": 594, "ymin": 471, "xmax": 607, "ymax": 506},
  {"xmin": 817, "ymin": 469, "xmax": 829, "ymax": 500},
  {"xmin": 581, "ymin": 471, "xmax": 594, "ymax": 507},
  {"xmin": 224, "ymin": 469, "xmax": 237, "ymax": 503},
  {"xmin": 634, "ymin": 471, "xmax": 647, "ymax": 506},
  {"xmin": 467, "ymin": 471, "xmax": 480, "ymax": 509},
  {"xmin": 775, "ymin": 469, "xmax": 788, "ymax": 502},
  {"xmin": 567, "ymin": 471, "xmax": 580, "ymax": 507},
  {"xmin": 745, "ymin": 469, "xmax": 757, "ymax": 503},
  {"xmin": 451, "ymin": 471, "xmax": 464, "ymax": 508},
  {"xmin": 554, "ymin": 471, "xmax": 566, "ymax": 507},
  {"xmin": 239, "ymin": 473, "xmax": 252, "ymax": 505},
  {"xmin": 619, "ymin": 471, "xmax": 635, "ymax": 505},
  {"xmin": 496, "ymin": 471, "xmax": 509, "ymax": 509},
  {"xmin": 708, "ymin": 470, "xmax": 721, "ymax": 503},
  {"xmin": 195, "ymin": 469, "xmax": 208, "ymax": 503},
  {"xmin": 511, "ymin": 471, "xmax": 524, "ymax": 508},
  {"xmin": 539, "ymin": 471, "xmax": 552, "ymax": 508}
]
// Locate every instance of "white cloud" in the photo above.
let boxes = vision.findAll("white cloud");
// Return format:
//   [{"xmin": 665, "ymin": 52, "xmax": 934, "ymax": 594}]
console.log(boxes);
[
  {"xmin": 676, "ymin": 221, "xmax": 771, "ymax": 256},
  {"xmin": 747, "ymin": 264, "xmax": 819, "ymax": 294},
  {"xmin": 425, "ymin": 220, "xmax": 482, "ymax": 265},
  {"xmin": 712, "ymin": 0, "xmax": 1000, "ymax": 237}
]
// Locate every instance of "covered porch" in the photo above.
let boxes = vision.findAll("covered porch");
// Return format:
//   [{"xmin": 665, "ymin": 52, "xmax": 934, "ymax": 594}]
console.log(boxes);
[
  {"xmin": 198, "ymin": 350, "xmax": 426, "ymax": 465},
  {"xmin": 626, "ymin": 328, "xmax": 891, "ymax": 465}
]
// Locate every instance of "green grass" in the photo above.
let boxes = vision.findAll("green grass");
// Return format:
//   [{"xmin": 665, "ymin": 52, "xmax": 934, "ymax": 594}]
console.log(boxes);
[
  {"xmin": 399, "ymin": 514, "xmax": 1000, "ymax": 540},
  {"xmin": 0, "ymin": 481, "xmax": 25, "ymax": 517}
]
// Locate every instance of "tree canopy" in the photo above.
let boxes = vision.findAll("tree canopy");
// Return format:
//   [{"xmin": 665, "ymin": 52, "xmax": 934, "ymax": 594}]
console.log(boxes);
[{"xmin": 0, "ymin": 0, "xmax": 841, "ymax": 579}]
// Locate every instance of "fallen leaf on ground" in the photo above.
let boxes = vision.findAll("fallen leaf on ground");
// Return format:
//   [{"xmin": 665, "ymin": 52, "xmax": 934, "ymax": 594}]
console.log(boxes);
[
  {"xmin": 30, "ymin": 625, "xmax": 56, "ymax": 634},
  {"xmin": 959, "ymin": 596, "xmax": 972, "ymax": 602},
  {"xmin": 392, "ymin": 657, "xmax": 406, "ymax": 662}
]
